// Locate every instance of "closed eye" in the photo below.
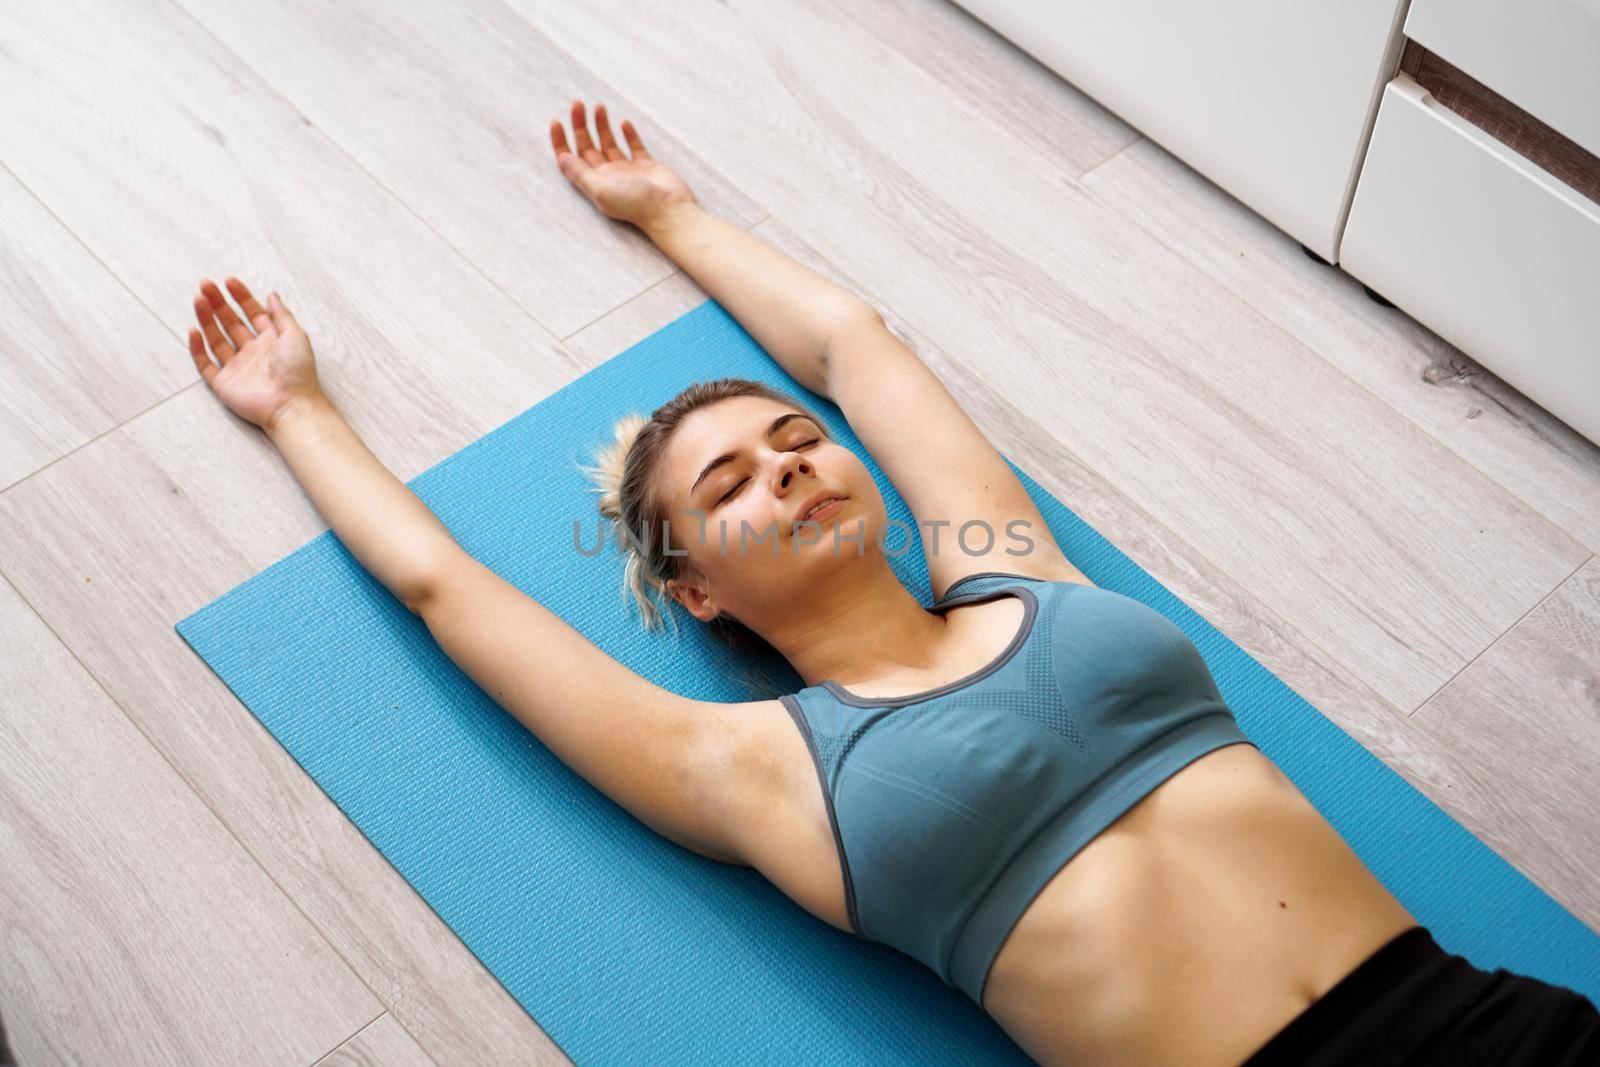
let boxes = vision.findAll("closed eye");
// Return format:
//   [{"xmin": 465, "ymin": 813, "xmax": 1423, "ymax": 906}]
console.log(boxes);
[{"xmin": 715, "ymin": 437, "xmax": 822, "ymax": 505}]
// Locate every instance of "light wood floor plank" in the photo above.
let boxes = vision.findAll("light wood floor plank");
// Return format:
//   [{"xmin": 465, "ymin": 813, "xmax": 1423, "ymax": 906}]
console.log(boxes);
[
  {"xmin": 0, "ymin": 0, "xmax": 577, "ymax": 486},
  {"xmin": 834, "ymin": 0, "xmax": 1139, "ymax": 175},
  {"xmin": 173, "ymin": 0, "xmax": 762, "ymax": 341},
  {"xmin": 0, "ymin": 164, "xmax": 193, "ymax": 489},
  {"xmin": 1079, "ymin": 137, "xmax": 1600, "ymax": 554},
  {"xmin": 0, "ymin": 396, "xmax": 574, "ymax": 1066},
  {"xmin": 313, "ymin": 1014, "xmax": 435, "ymax": 1067},
  {"xmin": 1410, "ymin": 556, "xmax": 1600, "ymax": 924},
  {"xmin": 0, "ymin": 1, "xmax": 587, "ymax": 1062},
  {"xmin": 0, "ymin": 575, "xmax": 380, "ymax": 1066},
  {"xmin": 508, "ymin": 0, "xmax": 1589, "ymax": 716}
]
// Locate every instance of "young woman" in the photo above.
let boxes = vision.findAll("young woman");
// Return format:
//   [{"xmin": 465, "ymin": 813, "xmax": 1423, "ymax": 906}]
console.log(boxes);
[{"xmin": 184, "ymin": 99, "xmax": 1600, "ymax": 1066}]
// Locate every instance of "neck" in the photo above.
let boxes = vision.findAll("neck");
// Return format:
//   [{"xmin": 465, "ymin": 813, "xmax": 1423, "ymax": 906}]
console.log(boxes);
[{"xmin": 759, "ymin": 556, "xmax": 949, "ymax": 690}]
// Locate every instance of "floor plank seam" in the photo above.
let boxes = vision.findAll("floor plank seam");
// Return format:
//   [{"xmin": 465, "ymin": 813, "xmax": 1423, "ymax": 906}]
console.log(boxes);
[
  {"xmin": 0, "ymin": 156, "xmax": 191, "ymax": 355},
  {"xmin": 163, "ymin": 0, "xmax": 570, "ymax": 348},
  {"xmin": 1, "ymin": 380, "xmax": 204, "ymax": 497},
  {"xmin": 1406, "ymin": 551, "xmax": 1595, "ymax": 718},
  {"xmin": 0, "ymin": 154, "xmax": 209, "ymax": 492},
  {"xmin": 307, "ymin": 1009, "xmax": 391, "ymax": 1066},
  {"xmin": 1074, "ymin": 134, "xmax": 1144, "ymax": 183},
  {"xmin": 1076, "ymin": 157, "xmax": 1600, "ymax": 545},
  {"xmin": 558, "ymin": 270, "xmax": 684, "ymax": 344},
  {"xmin": 555, "ymin": 211, "xmax": 773, "ymax": 343},
  {"xmin": 0, "ymin": 567, "xmax": 402, "ymax": 1045}
]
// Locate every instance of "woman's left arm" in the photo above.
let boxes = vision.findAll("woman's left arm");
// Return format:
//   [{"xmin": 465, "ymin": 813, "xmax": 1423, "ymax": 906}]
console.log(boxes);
[{"xmin": 551, "ymin": 99, "xmax": 879, "ymax": 398}]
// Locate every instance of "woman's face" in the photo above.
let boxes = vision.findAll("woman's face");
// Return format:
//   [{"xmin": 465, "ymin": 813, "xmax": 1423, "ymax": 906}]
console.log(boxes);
[{"xmin": 656, "ymin": 394, "xmax": 885, "ymax": 624}]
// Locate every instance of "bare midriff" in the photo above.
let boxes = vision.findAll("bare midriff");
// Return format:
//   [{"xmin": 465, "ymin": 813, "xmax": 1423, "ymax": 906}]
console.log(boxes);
[{"xmin": 979, "ymin": 742, "xmax": 1419, "ymax": 1067}]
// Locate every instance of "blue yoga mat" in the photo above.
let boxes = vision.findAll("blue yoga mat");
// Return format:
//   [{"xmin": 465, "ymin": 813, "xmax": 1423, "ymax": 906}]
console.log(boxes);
[{"xmin": 178, "ymin": 299, "xmax": 1600, "ymax": 1064}]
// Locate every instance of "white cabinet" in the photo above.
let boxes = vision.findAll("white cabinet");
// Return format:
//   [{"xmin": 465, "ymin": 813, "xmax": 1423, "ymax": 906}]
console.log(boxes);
[
  {"xmin": 1340, "ymin": 76, "xmax": 1600, "ymax": 447},
  {"xmin": 953, "ymin": 0, "xmax": 1600, "ymax": 447},
  {"xmin": 948, "ymin": 0, "xmax": 1408, "ymax": 260}
]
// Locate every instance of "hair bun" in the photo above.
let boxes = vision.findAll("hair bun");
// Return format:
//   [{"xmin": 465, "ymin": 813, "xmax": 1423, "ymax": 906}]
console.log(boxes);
[
  {"xmin": 578, "ymin": 412, "xmax": 676, "ymax": 631},
  {"xmin": 581, "ymin": 412, "xmax": 648, "ymax": 522}
]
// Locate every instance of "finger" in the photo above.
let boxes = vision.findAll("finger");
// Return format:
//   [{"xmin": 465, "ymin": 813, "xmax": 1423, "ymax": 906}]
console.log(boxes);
[
  {"xmin": 569, "ymin": 99, "xmax": 602, "ymax": 165},
  {"xmin": 194, "ymin": 293, "xmax": 237, "ymax": 365},
  {"xmin": 556, "ymin": 149, "xmax": 597, "ymax": 199},
  {"xmin": 549, "ymin": 119, "xmax": 573, "ymax": 161},
  {"xmin": 225, "ymin": 276, "xmax": 272, "ymax": 334},
  {"xmin": 187, "ymin": 328, "xmax": 218, "ymax": 384},
  {"xmin": 200, "ymin": 278, "xmax": 254, "ymax": 350},
  {"xmin": 620, "ymin": 119, "xmax": 652, "ymax": 160},
  {"xmin": 266, "ymin": 291, "xmax": 299, "ymax": 335},
  {"xmin": 594, "ymin": 103, "xmax": 625, "ymax": 162}
]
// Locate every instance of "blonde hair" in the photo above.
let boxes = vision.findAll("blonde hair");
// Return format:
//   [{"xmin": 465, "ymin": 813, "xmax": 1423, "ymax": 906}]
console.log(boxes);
[{"xmin": 578, "ymin": 377, "xmax": 830, "ymax": 649}]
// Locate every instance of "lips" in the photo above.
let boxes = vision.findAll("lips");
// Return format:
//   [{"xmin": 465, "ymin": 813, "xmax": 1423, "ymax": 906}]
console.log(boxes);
[{"xmin": 795, "ymin": 492, "xmax": 848, "ymax": 525}]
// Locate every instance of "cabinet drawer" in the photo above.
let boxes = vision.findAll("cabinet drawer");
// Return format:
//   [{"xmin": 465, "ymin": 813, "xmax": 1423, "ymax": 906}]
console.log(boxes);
[
  {"xmin": 1405, "ymin": 0, "xmax": 1600, "ymax": 158},
  {"xmin": 1341, "ymin": 76, "xmax": 1600, "ymax": 447}
]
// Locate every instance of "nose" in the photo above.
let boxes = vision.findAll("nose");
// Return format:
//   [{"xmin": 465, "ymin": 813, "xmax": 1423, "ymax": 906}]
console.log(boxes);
[{"xmin": 772, "ymin": 449, "xmax": 813, "ymax": 496}]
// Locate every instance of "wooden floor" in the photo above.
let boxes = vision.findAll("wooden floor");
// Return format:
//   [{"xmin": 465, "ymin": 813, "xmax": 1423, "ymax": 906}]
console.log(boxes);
[{"xmin": 2, "ymin": 1, "xmax": 1597, "ymax": 1063}]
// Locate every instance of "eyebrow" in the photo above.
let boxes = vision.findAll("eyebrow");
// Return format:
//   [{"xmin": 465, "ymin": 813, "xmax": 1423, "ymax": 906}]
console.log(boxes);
[{"xmin": 689, "ymin": 412, "xmax": 821, "ymax": 497}]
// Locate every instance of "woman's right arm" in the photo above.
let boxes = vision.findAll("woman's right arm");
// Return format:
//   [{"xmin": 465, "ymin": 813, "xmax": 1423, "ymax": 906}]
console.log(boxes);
[
  {"xmin": 415, "ymin": 549, "xmax": 760, "ymax": 865},
  {"xmin": 267, "ymin": 392, "xmax": 459, "ymax": 613},
  {"xmin": 188, "ymin": 276, "xmax": 459, "ymax": 613}
]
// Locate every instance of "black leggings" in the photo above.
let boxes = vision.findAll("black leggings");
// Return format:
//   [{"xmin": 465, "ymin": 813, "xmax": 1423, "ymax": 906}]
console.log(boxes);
[{"xmin": 1241, "ymin": 925, "xmax": 1600, "ymax": 1066}]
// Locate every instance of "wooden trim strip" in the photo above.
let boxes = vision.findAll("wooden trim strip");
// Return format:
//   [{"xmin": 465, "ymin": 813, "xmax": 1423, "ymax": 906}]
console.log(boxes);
[{"xmin": 1399, "ymin": 39, "xmax": 1600, "ymax": 207}]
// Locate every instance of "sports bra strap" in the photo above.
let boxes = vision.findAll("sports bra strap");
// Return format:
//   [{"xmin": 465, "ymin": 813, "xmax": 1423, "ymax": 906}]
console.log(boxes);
[{"xmin": 935, "ymin": 570, "xmax": 1053, "ymax": 605}]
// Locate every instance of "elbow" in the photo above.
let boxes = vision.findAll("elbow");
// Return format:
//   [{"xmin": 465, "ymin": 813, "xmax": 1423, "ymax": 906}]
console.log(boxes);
[
  {"xmin": 398, "ymin": 550, "xmax": 461, "ymax": 616},
  {"xmin": 399, "ymin": 577, "xmax": 434, "ymax": 617}
]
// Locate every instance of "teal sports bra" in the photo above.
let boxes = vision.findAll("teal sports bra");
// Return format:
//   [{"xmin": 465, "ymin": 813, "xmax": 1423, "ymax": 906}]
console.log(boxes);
[{"xmin": 778, "ymin": 570, "xmax": 1253, "ymax": 1006}]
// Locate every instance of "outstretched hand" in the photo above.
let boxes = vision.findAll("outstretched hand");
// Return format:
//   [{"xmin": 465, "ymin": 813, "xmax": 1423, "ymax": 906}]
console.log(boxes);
[
  {"xmin": 549, "ymin": 99, "xmax": 697, "ymax": 230},
  {"xmin": 187, "ymin": 277, "xmax": 322, "ymax": 433}
]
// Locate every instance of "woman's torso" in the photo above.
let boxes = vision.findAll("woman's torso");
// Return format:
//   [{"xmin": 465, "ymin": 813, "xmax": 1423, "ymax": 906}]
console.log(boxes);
[{"xmin": 747, "ymin": 574, "xmax": 1417, "ymax": 1067}]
